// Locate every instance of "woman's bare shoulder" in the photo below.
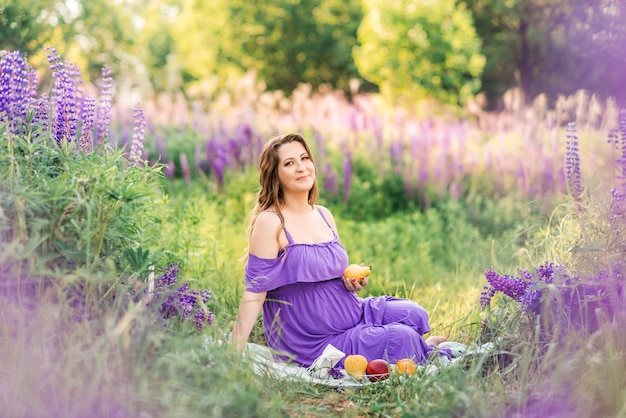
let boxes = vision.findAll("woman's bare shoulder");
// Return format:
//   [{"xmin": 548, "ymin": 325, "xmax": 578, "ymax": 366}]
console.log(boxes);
[
  {"xmin": 315, "ymin": 205, "xmax": 339, "ymax": 233},
  {"xmin": 253, "ymin": 210, "xmax": 282, "ymax": 233},
  {"xmin": 315, "ymin": 205, "xmax": 335, "ymax": 220},
  {"xmin": 249, "ymin": 210, "xmax": 283, "ymax": 257}
]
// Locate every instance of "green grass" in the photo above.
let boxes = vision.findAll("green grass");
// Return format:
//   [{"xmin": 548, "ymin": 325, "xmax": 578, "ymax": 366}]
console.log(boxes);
[{"xmin": 3, "ymin": 129, "xmax": 626, "ymax": 418}]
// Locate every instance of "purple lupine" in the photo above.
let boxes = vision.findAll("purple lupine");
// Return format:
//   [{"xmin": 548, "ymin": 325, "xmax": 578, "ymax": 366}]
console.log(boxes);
[
  {"xmin": 0, "ymin": 50, "xmax": 37, "ymax": 132},
  {"xmin": 342, "ymin": 152, "xmax": 352, "ymax": 204},
  {"xmin": 240, "ymin": 123, "xmax": 256, "ymax": 167},
  {"xmin": 164, "ymin": 161, "xmax": 175, "ymax": 179},
  {"xmin": 565, "ymin": 122, "xmax": 583, "ymax": 202},
  {"xmin": 129, "ymin": 105, "xmax": 146, "ymax": 166},
  {"xmin": 65, "ymin": 282, "xmax": 92, "ymax": 323},
  {"xmin": 180, "ymin": 152, "xmax": 191, "ymax": 182},
  {"xmin": 152, "ymin": 262, "xmax": 214, "ymax": 330},
  {"xmin": 96, "ymin": 65, "xmax": 113, "ymax": 147},
  {"xmin": 46, "ymin": 47, "xmax": 80, "ymax": 145},
  {"xmin": 31, "ymin": 93, "xmax": 50, "ymax": 137},
  {"xmin": 328, "ymin": 367, "xmax": 344, "ymax": 380},
  {"xmin": 618, "ymin": 109, "xmax": 626, "ymax": 191},
  {"xmin": 206, "ymin": 139, "xmax": 227, "ymax": 191},
  {"xmin": 228, "ymin": 137, "xmax": 243, "ymax": 168},
  {"xmin": 484, "ymin": 269, "xmax": 531, "ymax": 301},
  {"xmin": 157, "ymin": 262, "xmax": 180, "ymax": 287},
  {"xmin": 480, "ymin": 285, "xmax": 497, "ymax": 309},
  {"xmin": 323, "ymin": 162, "xmax": 338, "ymax": 198},
  {"xmin": 482, "ymin": 263, "xmax": 575, "ymax": 314},
  {"xmin": 389, "ymin": 140, "xmax": 404, "ymax": 173},
  {"xmin": 79, "ymin": 95, "xmax": 96, "ymax": 153}
]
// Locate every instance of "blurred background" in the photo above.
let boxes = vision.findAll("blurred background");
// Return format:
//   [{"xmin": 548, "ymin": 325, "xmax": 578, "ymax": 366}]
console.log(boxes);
[{"xmin": 3, "ymin": 0, "xmax": 625, "ymax": 112}]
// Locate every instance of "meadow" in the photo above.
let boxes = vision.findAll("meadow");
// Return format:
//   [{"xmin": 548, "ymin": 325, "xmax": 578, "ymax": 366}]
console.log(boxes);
[{"xmin": 2, "ymin": 49, "xmax": 626, "ymax": 417}]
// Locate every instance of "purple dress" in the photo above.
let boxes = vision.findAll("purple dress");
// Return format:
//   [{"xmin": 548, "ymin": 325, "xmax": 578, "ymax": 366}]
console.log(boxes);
[{"xmin": 245, "ymin": 207, "xmax": 448, "ymax": 367}]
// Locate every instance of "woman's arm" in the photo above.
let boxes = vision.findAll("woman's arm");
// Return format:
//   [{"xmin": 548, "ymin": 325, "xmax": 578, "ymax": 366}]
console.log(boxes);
[
  {"xmin": 230, "ymin": 211, "xmax": 281, "ymax": 352},
  {"xmin": 230, "ymin": 290, "xmax": 267, "ymax": 353}
]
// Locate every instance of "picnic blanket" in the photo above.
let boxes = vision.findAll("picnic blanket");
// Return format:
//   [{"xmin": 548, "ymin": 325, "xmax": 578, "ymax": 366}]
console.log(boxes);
[{"xmin": 243, "ymin": 340, "xmax": 497, "ymax": 387}]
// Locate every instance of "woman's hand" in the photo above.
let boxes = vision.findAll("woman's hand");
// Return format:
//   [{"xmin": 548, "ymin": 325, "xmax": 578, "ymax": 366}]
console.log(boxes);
[{"xmin": 343, "ymin": 275, "xmax": 368, "ymax": 292}]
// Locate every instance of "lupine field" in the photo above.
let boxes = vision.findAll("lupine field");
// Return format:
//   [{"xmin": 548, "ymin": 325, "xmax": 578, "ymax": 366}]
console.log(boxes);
[{"xmin": 2, "ymin": 48, "xmax": 626, "ymax": 417}]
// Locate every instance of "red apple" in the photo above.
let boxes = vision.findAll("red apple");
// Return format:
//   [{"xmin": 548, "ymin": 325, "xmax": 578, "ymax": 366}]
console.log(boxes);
[{"xmin": 366, "ymin": 359, "xmax": 389, "ymax": 382}]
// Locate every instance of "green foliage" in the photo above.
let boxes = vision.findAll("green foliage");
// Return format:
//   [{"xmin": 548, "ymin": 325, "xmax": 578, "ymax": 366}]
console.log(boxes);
[
  {"xmin": 0, "ymin": 0, "xmax": 55, "ymax": 57},
  {"xmin": 0, "ymin": 130, "xmax": 166, "ymax": 280},
  {"xmin": 172, "ymin": 0, "xmax": 364, "ymax": 95},
  {"xmin": 466, "ymin": 0, "xmax": 626, "ymax": 107},
  {"xmin": 354, "ymin": 0, "xmax": 485, "ymax": 106}
]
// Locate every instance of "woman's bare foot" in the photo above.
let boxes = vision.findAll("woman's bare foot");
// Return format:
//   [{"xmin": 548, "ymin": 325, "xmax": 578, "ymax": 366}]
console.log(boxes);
[{"xmin": 425, "ymin": 335, "xmax": 448, "ymax": 346}]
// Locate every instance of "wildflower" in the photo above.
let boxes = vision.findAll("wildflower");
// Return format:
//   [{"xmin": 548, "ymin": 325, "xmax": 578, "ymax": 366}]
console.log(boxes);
[
  {"xmin": 480, "ymin": 285, "xmax": 497, "ymax": 309},
  {"xmin": 328, "ymin": 367, "xmax": 344, "ymax": 380},
  {"xmin": 79, "ymin": 95, "xmax": 96, "ymax": 153},
  {"xmin": 565, "ymin": 122, "xmax": 583, "ymax": 202},
  {"xmin": 323, "ymin": 162, "xmax": 338, "ymax": 198},
  {"xmin": 206, "ymin": 139, "xmax": 228, "ymax": 190},
  {"xmin": 164, "ymin": 161, "xmax": 175, "ymax": 179},
  {"xmin": 342, "ymin": 152, "xmax": 352, "ymax": 204},
  {"xmin": 31, "ymin": 93, "xmax": 50, "ymax": 136},
  {"xmin": 96, "ymin": 64, "xmax": 113, "ymax": 146},
  {"xmin": 484, "ymin": 269, "xmax": 530, "ymax": 301},
  {"xmin": 129, "ymin": 105, "xmax": 146, "ymax": 166},
  {"xmin": 46, "ymin": 47, "xmax": 80, "ymax": 145},
  {"xmin": 180, "ymin": 152, "xmax": 191, "ymax": 182},
  {"xmin": 157, "ymin": 262, "xmax": 179, "ymax": 287},
  {"xmin": 64, "ymin": 282, "xmax": 92, "ymax": 323},
  {"xmin": 0, "ymin": 50, "xmax": 37, "ymax": 132},
  {"xmin": 152, "ymin": 262, "xmax": 214, "ymax": 330}
]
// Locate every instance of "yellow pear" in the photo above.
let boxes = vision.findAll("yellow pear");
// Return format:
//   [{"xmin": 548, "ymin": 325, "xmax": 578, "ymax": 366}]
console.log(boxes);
[
  {"xmin": 343, "ymin": 264, "xmax": 372, "ymax": 284},
  {"xmin": 344, "ymin": 354, "xmax": 368, "ymax": 382}
]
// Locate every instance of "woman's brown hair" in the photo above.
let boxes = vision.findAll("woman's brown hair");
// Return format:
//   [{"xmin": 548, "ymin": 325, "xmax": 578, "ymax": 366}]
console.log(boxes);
[{"xmin": 244, "ymin": 133, "xmax": 319, "ymax": 257}]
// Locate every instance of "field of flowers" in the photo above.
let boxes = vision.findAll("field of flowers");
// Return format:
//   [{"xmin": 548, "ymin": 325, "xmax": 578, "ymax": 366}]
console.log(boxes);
[{"xmin": 2, "ymin": 48, "xmax": 626, "ymax": 417}]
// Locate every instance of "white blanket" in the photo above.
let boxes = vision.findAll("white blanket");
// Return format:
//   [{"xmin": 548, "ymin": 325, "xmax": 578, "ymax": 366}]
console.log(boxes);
[{"xmin": 243, "ymin": 341, "xmax": 496, "ymax": 387}]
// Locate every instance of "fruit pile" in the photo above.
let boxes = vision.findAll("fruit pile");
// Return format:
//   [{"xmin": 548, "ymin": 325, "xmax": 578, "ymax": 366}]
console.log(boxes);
[{"xmin": 343, "ymin": 354, "xmax": 417, "ymax": 383}]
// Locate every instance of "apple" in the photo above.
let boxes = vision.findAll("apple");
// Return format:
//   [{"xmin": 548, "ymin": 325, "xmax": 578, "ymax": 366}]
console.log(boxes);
[{"xmin": 366, "ymin": 359, "xmax": 389, "ymax": 382}]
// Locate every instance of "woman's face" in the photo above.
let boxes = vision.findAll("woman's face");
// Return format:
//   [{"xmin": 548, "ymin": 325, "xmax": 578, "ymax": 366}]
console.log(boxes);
[{"xmin": 276, "ymin": 141, "xmax": 316, "ymax": 194}]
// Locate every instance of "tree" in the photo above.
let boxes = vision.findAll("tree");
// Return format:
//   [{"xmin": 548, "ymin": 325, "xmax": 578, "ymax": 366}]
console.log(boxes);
[
  {"xmin": 0, "ymin": 0, "xmax": 58, "ymax": 57},
  {"xmin": 171, "ymin": 0, "xmax": 364, "ymax": 95},
  {"xmin": 353, "ymin": 0, "xmax": 485, "ymax": 106},
  {"xmin": 466, "ymin": 0, "xmax": 626, "ymax": 107}
]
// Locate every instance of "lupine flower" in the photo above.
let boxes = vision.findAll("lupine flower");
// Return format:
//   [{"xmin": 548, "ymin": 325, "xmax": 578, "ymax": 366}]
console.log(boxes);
[
  {"xmin": 31, "ymin": 94, "xmax": 50, "ymax": 137},
  {"xmin": 46, "ymin": 47, "xmax": 80, "ymax": 145},
  {"xmin": 180, "ymin": 152, "xmax": 191, "ymax": 183},
  {"xmin": 484, "ymin": 269, "xmax": 531, "ymax": 302},
  {"xmin": 342, "ymin": 152, "xmax": 352, "ymax": 204},
  {"xmin": 157, "ymin": 262, "xmax": 179, "ymax": 287},
  {"xmin": 96, "ymin": 65, "xmax": 113, "ymax": 146},
  {"xmin": 164, "ymin": 161, "xmax": 175, "ymax": 179},
  {"xmin": 129, "ymin": 105, "xmax": 146, "ymax": 166},
  {"xmin": 323, "ymin": 162, "xmax": 338, "ymax": 198},
  {"xmin": 483, "ymin": 263, "xmax": 582, "ymax": 315},
  {"xmin": 206, "ymin": 139, "xmax": 228, "ymax": 190},
  {"xmin": 65, "ymin": 282, "xmax": 92, "ymax": 323},
  {"xmin": 152, "ymin": 262, "xmax": 214, "ymax": 330},
  {"xmin": 0, "ymin": 50, "xmax": 37, "ymax": 132},
  {"xmin": 79, "ymin": 95, "xmax": 96, "ymax": 153},
  {"xmin": 619, "ymin": 109, "xmax": 626, "ymax": 191},
  {"xmin": 565, "ymin": 122, "xmax": 583, "ymax": 202},
  {"xmin": 480, "ymin": 285, "xmax": 497, "ymax": 309},
  {"xmin": 328, "ymin": 367, "xmax": 344, "ymax": 380}
]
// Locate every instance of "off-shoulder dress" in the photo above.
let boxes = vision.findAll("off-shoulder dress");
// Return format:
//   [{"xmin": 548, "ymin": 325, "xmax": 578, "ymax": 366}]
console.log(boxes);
[{"xmin": 244, "ymin": 207, "xmax": 449, "ymax": 367}]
